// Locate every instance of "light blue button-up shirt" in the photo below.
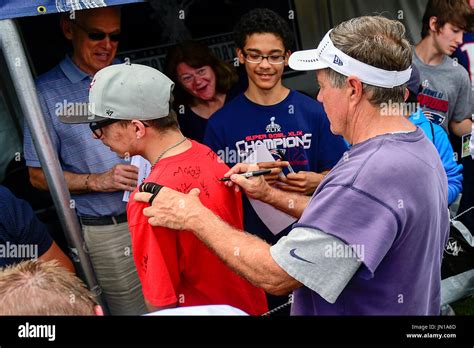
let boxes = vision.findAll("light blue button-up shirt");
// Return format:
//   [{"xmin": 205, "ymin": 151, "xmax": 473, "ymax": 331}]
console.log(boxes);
[{"xmin": 23, "ymin": 56, "xmax": 127, "ymax": 217}]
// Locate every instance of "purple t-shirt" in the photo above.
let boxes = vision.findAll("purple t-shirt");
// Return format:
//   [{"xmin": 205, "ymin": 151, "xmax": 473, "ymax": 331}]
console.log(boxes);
[{"xmin": 287, "ymin": 128, "xmax": 449, "ymax": 315}]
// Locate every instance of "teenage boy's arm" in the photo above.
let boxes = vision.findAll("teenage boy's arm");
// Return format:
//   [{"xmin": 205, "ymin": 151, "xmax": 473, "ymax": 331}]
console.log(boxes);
[
  {"xmin": 432, "ymin": 125, "xmax": 463, "ymax": 204},
  {"xmin": 276, "ymin": 170, "xmax": 330, "ymax": 195},
  {"xmin": 449, "ymin": 72, "xmax": 473, "ymax": 137},
  {"xmin": 450, "ymin": 119, "xmax": 473, "ymax": 138}
]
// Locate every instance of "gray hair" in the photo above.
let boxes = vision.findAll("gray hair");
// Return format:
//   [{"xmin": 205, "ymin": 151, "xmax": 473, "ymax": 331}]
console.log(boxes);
[{"xmin": 325, "ymin": 16, "xmax": 412, "ymax": 106}]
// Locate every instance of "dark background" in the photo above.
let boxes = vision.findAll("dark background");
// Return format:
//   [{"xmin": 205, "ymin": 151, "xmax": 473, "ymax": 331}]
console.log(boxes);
[{"xmin": 18, "ymin": 0, "xmax": 301, "ymax": 76}]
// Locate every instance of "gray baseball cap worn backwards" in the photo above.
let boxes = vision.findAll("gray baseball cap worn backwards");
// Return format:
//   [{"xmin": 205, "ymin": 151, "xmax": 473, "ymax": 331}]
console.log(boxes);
[{"xmin": 59, "ymin": 63, "xmax": 175, "ymax": 124}]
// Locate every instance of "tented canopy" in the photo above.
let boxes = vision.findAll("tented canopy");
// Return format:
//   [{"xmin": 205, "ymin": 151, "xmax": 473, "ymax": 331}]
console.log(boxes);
[{"xmin": 0, "ymin": 0, "xmax": 144, "ymax": 20}]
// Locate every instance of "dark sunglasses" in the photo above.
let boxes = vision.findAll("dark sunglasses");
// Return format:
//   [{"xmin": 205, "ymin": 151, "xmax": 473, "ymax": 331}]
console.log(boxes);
[
  {"xmin": 89, "ymin": 119, "xmax": 150, "ymax": 138},
  {"xmin": 73, "ymin": 21, "xmax": 121, "ymax": 42}
]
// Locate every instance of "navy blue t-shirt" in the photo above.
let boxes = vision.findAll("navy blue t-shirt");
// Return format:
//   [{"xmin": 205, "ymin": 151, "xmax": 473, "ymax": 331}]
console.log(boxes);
[
  {"xmin": 177, "ymin": 107, "xmax": 209, "ymax": 143},
  {"xmin": 0, "ymin": 186, "xmax": 52, "ymax": 267},
  {"xmin": 177, "ymin": 91, "xmax": 242, "ymax": 143},
  {"xmin": 204, "ymin": 91, "xmax": 347, "ymax": 244}
]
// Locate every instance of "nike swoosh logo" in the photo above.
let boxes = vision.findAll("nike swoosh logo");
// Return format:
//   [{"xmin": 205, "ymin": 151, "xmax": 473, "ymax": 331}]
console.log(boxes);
[{"xmin": 289, "ymin": 248, "xmax": 314, "ymax": 264}]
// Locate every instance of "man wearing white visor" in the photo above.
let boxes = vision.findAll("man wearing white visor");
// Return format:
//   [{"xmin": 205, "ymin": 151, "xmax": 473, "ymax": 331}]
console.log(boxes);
[{"xmin": 135, "ymin": 16, "xmax": 450, "ymax": 315}]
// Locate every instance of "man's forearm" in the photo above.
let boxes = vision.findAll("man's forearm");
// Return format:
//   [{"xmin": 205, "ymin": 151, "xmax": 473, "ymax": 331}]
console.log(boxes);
[
  {"xmin": 64, "ymin": 171, "xmax": 95, "ymax": 194},
  {"xmin": 30, "ymin": 164, "xmax": 137, "ymax": 194},
  {"xmin": 29, "ymin": 167, "xmax": 91, "ymax": 194},
  {"xmin": 264, "ymin": 186, "xmax": 310, "ymax": 218},
  {"xmin": 188, "ymin": 206, "xmax": 300, "ymax": 295}
]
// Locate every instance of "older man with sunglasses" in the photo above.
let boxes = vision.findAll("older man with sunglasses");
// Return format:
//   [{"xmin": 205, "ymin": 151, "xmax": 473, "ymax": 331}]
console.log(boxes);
[{"xmin": 22, "ymin": 6, "xmax": 146, "ymax": 315}]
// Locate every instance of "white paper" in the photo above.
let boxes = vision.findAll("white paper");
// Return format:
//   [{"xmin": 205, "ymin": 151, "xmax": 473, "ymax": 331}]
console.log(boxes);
[
  {"xmin": 462, "ymin": 132, "xmax": 471, "ymax": 159},
  {"xmin": 122, "ymin": 155, "xmax": 152, "ymax": 202},
  {"xmin": 470, "ymin": 122, "xmax": 474, "ymax": 159},
  {"xmin": 243, "ymin": 143, "xmax": 297, "ymax": 235}
]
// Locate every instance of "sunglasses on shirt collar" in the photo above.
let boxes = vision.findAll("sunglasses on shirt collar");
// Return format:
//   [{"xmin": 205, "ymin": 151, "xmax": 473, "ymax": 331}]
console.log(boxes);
[{"xmin": 72, "ymin": 21, "xmax": 121, "ymax": 42}]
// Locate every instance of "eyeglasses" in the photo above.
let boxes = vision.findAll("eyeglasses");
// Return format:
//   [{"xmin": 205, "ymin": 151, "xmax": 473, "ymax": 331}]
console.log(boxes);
[
  {"xmin": 179, "ymin": 67, "xmax": 210, "ymax": 85},
  {"xmin": 89, "ymin": 119, "xmax": 120, "ymax": 138},
  {"xmin": 89, "ymin": 119, "xmax": 150, "ymax": 138},
  {"xmin": 243, "ymin": 52, "xmax": 286, "ymax": 65},
  {"xmin": 73, "ymin": 21, "xmax": 121, "ymax": 42}
]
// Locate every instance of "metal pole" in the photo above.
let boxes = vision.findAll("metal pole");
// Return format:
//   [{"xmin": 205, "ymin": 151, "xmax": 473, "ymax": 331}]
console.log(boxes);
[{"xmin": 0, "ymin": 19, "xmax": 108, "ymax": 313}]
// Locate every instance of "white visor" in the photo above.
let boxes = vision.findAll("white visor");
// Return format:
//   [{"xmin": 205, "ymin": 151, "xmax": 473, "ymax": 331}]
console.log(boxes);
[{"xmin": 289, "ymin": 30, "xmax": 412, "ymax": 88}]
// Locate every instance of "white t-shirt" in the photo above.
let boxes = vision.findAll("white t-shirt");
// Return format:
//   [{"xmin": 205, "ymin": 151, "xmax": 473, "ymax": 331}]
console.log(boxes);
[{"xmin": 146, "ymin": 305, "xmax": 248, "ymax": 316}]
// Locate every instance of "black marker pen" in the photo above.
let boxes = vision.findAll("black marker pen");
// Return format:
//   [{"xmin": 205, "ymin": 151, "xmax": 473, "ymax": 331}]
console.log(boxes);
[{"xmin": 219, "ymin": 169, "xmax": 272, "ymax": 182}]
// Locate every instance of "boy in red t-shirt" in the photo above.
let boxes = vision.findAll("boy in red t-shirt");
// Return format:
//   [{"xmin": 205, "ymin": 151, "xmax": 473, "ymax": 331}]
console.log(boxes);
[
  {"xmin": 65, "ymin": 62, "xmax": 267, "ymax": 315},
  {"xmin": 128, "ymin": 141, "xmax": 267, "ymax": 314}
]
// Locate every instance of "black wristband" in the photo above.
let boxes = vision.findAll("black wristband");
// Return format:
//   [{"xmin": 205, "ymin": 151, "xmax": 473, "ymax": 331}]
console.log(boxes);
[{"xmin": 138, "ymin": 182, "xmax": 164, "ymax": 204}]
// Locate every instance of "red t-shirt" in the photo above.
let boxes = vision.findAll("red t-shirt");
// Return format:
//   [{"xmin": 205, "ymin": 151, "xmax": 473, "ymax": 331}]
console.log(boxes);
[{"xmin": 128, "ymin": 141, "xmax": 268, "ymax": 315}]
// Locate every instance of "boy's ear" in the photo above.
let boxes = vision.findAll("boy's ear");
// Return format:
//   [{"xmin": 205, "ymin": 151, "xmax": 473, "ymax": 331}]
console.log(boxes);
[
  {"xmin": 429, "ymin": 16, "xmax": 438, "ymax": 33},
  {"xmin": 131, "ymin": 120, "xmax": 147, "ymax": 139},
  {"xmin": 285, "ymin": 50, "xmax": 292, "ymax": 66},
  {"xmin": 236, "ymin": 48, "xmax": 246, "ymax": 65}
]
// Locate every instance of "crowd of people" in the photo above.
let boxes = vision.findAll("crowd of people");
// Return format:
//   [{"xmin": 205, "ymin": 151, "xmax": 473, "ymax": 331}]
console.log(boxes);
[{"xmin": 0, "ymin": 0, "xmax": 473, "ymax": 316}]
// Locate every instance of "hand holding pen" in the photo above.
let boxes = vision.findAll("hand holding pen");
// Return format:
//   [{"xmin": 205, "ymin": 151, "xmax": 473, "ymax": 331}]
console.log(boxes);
[
  {"xmin": 220, "ymin": 161, "xmax": 291, "ymax": 185},
  {"xmin": 220, "ymin": 163, "xmax": 273, "ymax": 201}
]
